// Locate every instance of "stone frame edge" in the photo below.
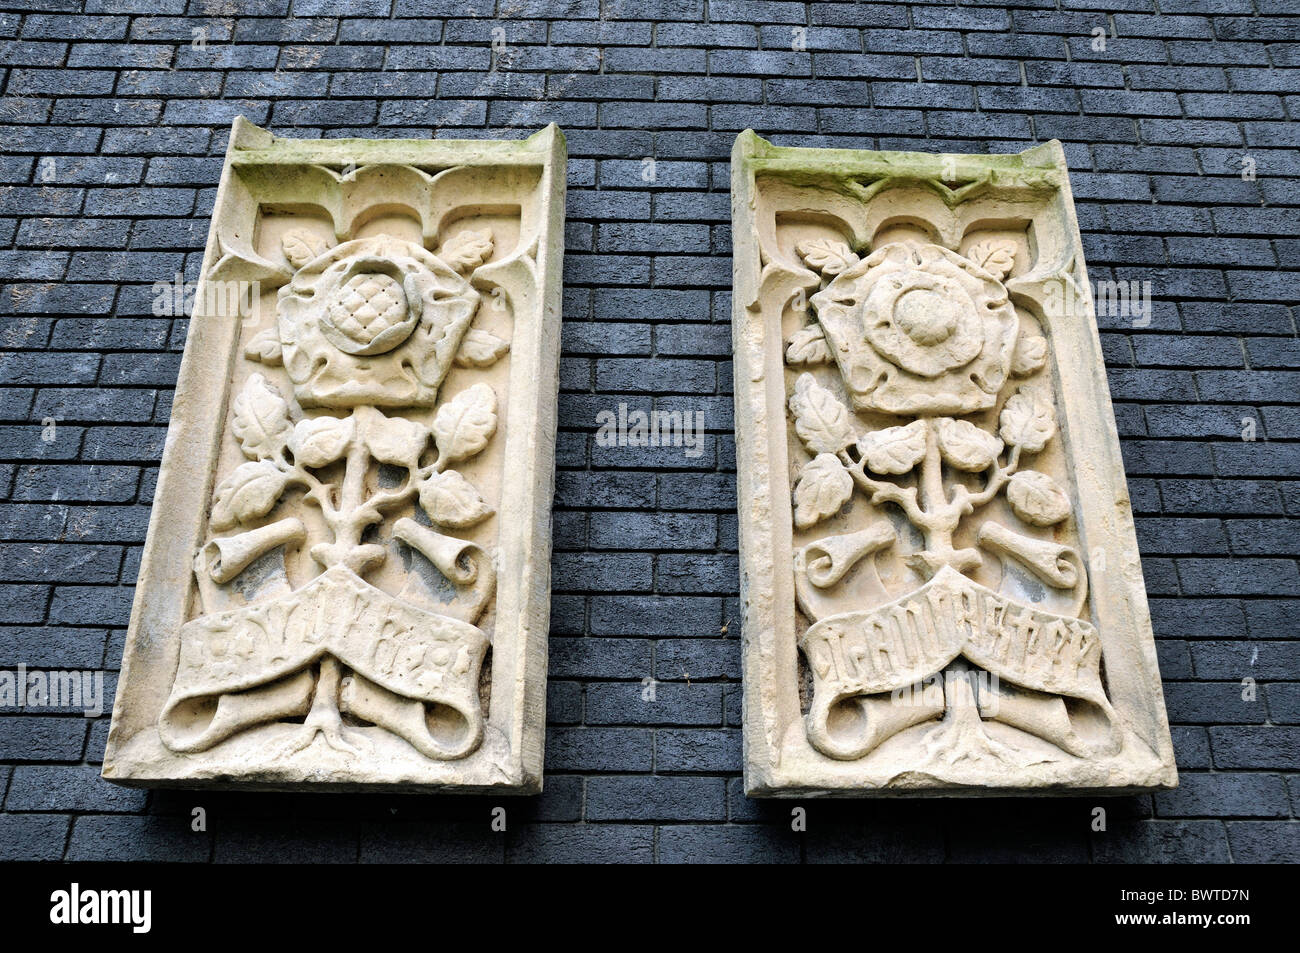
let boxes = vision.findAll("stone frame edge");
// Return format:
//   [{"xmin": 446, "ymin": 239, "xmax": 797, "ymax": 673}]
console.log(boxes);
[
  {"xmin": 101, "ymin": 118, "xmax": 567, "ymax": 795},
  {"xmin": 730, "ymin": 129, "xmax": 1179, "ymax": 798}
]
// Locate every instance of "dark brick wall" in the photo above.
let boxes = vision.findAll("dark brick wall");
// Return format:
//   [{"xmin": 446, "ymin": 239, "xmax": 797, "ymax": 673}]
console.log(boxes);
[{"xmin": 0, "ymin": 0, "xmax": 1297, "ymax": 863}]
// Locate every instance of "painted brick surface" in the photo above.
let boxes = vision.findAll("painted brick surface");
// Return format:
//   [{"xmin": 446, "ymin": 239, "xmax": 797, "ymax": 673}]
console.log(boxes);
[{"xmin": 0, "ymin": 0, "xmax": 1296, "ymax": 863}]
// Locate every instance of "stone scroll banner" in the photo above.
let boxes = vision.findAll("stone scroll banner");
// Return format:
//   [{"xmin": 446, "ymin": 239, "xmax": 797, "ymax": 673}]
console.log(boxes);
[
  {"xmin": 102, "ymin": 119, "xmax": 566, "ymax": 792},
  {"xmin": 730, "ymin": 131, "xmax": 1177, "ymax": 796}
]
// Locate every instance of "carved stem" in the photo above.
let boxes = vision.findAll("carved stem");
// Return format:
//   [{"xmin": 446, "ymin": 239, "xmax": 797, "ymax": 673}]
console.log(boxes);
[
  {"xmin": 839, "ymin": 450, "xmax": 926, "ymax": 527},
  {"xmin": 913, "ymin": 417, "xmax": 962, "ymax": 554},
  {"xmin": 960, "ymin": 444, "xmax": 1022, "ymax": 510},
  {"xmin": 291, "ymin": 462, "xmax": 340, "ymax": 523},
  {"xmin": 306, "ymin": 656, "xmax": 343, "ymax": 729},
  {"xmin": 352, "ymin": 464, "xmax": 427, "ymax": 527},
  {"xmin": 840, "ymin": 415, "xmax": 1022, "ymax": 571},
  {"xmin": 334, "ymin": 409, "xmax": 373, "ymax": 550},
  {"xmin": 916, "ymin": 417, "xmax": 948, "ymax": 516}
]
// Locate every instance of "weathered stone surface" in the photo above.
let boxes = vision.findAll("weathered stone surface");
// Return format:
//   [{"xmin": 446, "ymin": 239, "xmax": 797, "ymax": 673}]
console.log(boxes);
[
  {"xmin": 102, "ymin": 119, "xmax": 566, "ymax": 792},
  {"xmin": 730, "ymin": 131, "xmax": 1177, "ymax": 796}
]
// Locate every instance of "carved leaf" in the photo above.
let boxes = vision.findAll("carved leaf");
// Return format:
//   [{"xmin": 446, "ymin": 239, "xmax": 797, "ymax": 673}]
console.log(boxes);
[
  {"xmin": 439, "ymin": 229, "xmax": 494, "ymax": 273},
  {"xmin": 290, "ymin": 415, "xmax": 355, "ymax": 469},
  {"xmin": 1006, "ymin": 470, "xmax": 1071, "ymax": 526},
  {"xmin": 934, "ymin": 417, "xmax": 1003, "ymax": 472},
  {"xmin": 365, "ymin": 415, "xmax": 428, "ymax": 468},
  {"xmin": 433, "ymin": 383, "xmax": 498, "ymax": 464},
  {"xmin": 244, "ymin": 327, "xmax": 283, "ymax": 366},
  {"xmin": 999, "ymin": 387, "xmax": 1057, "ymax": 453},
  {"xmin": 857, "ymin": 420, "xmax": 927, "ymax": 475},
  {"xmin": 789, "ymin": 373, "xmax": 856, "ymax": 454},
  {"xmin": 785, "ymin": 324, "xmax": 832, "ymax": 365},
  {"xmin": 211, "ymin": 460, "xmax": 289, "ymax": 531},
  {"xmin": 282, "ymin": 228, "xmax": 328, "ymax": 270},
  {"xmin": 230, "ymin": 373, "xmax": 291, "ymax": 461},
  {"xmin": 419, "ymin": 469, "xmax": 495, "ymax": 528},
  {"xmin": 793, "ymin": 453, "xmax": 853, "ymax": 529},
  {"xmin": 966, "ymin": 238, "xmax": 1017, "ymax": 280},
  {"xmin": 454, "ymin": 328, "xmax": 511, "ymax": 368},
  {"xmin": 795, "ymin": 238, "xmax": 859, "ymax": 277},
  {"xmin": 1011, "ymin": 333, "xmax": 1048, "ymax": 377}
]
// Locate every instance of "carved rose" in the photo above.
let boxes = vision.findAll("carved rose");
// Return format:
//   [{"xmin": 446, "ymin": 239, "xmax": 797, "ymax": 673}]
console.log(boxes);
[
  {"xmin": 322, "ymin": 271, "xmax": 417, "ymax": 356},
  {"xmin": 275, "ymin": 235, "xmax": 480, "ymax": 409},
  {"xmin": 809, "ymin": 242, "xmax": 1019, "ymax": 416}
]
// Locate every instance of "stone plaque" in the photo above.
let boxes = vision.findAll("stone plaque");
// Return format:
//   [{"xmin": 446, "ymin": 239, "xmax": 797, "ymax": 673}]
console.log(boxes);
[
  {"xmin": 730, "ymin": 131, "xmax": 1177, "ymax": 796},
  {"xmin": 103, "ymin": 119, "xmax": 565, "ymax": 792}
]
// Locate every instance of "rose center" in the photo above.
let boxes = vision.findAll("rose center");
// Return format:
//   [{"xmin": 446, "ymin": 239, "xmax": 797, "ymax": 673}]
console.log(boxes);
[
  {"xmin": 893, "ymin": 288, "xmax": 957, "ymax": 346},
  {"xmin": 320, "ymin": 270, "xmax": 421, "ymax": 357}
]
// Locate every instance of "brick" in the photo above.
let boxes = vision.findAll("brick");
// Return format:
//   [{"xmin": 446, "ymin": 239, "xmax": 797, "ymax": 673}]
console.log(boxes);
[
  {"xmin": 7, "ymin": 764, "xmax": 145, "ymax": 812},
  {"xmin": 585, "ymin": 681, "xmax": 722, "ymax": 725},
  {"xmin": 658, "ymin": 824, "xmax": 800, "ymax": 862},
  {"xmin": 1197, "ymin": 370, "xmax": 1300, "ymax": 402},
  {"xmin": 655, "ymin": 638, "xmax": 740, "ymax": 679},
  {"xmin": 1181, "ymin": 302, "xmax": 1293, "ymax": 333},
  {"xmin": 12, "ymin": 464, "xmax": 139, "ymax": 503},
  {"xmin": 0, "ymin": 585, "xmax": 48, "ymax": 624},
  {"xmin": 1178, "ymin": 558, "xmax": 1300, "ymax": 596},
  {"xmin": 546, "ymin": 727, "xmax": 653, "ymax": 772},
  {"xmin": 1266, "ymin": 683, "xmax": 1300, "ymax": 723},
  {"xmin": 506, "ymin": 824, "xmax": 653, "ymax": 864},
  {"xmin": 586, "ymin": 775, "xmax": 724, "ymax": 820},
  {"xmin": 1091, "ymin": 819, "xmax": 1230, "ymax": 863},
  {"xmin": 1226, "ymin": 822, "xmax": 1300, "ymax": 862},
  {"xmin": 68, "ymin": 815, "xmax": 210, "ymax": 862},
  {"xmin": 0, "ymin": 715, "xmax": 88, "ymax": 760},
  {"xmin": 1212, "ymin": 444, "xmax": 1300, "ymax": 478},
  {"xmin": 1225, "ymin": 519, "xmax": 1300, "ymax": 556},
  {"xmin": 654, "ymin": 727, "xmax": 740, "ymax": 773},
  {"xmin": 48, "ymin": 584, "xmax": 134, "ymax": 624},
  {"xmin": 0, "ymin": 814, "xmax": 69, "ymax": 861},
  {"xmin": 1134, "ymin": 517, "xmax": 1226, "ymax": 554},
  {"xmin": 0, "ymin": 627, "xmax": 107, "ymax": 669},
  {"xmin": 214, "ymin": 819, "xmax": 358, "ymax": 864},
  {"xmin": 359, "ymin": 821, "xmax": 502, "ymax": 863},
  {"xmin": 1209, "ymin": 726, "xmax": 1300, "ymax": 768},
  {"xmin": 552, "ymin": 552, "xmax": 652, "ymax": 592},
  {"xmin": 588, "ymin": 512, "xmax": 716, "ymax": 550},
  {"xmin": 550, "ymin": 637, "xmax": 650, "ymax": 679},
  {"xmin": 589, "ymin": 595, "xmax": 720, "ymax": 636}
]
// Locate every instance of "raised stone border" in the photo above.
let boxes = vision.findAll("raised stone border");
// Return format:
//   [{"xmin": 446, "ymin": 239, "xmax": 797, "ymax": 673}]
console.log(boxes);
[
  {"xmin": 730, "ymin": 130, "xmax": 1177, "ymax": 797},
  {"xmin": 101, "ymin": 119, "xmax": 566, "ymax": 793}
]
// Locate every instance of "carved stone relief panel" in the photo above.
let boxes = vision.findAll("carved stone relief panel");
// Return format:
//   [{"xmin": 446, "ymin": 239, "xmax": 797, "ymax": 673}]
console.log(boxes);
[
  {"xmin": 103, "ymin": 119, "xmax": 565, "ymax": 792},
  {"xmin": 730, "ymin": 131, "xmax": 1177, "ymax": 795}
]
